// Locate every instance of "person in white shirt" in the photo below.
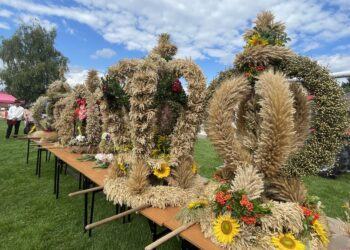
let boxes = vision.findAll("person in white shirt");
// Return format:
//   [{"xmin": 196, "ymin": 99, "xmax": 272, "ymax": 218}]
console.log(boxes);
[{"xmin": 6, "ymin": 100, "xmax": 24, "ymax": 139}]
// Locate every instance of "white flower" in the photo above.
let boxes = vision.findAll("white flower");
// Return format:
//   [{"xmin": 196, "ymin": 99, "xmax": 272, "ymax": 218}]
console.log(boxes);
[
  {"xmin": 76, "ymin": 135, "xmax": 86, "ymax": 142},
  {"xmin": 95, "ymin": 153, "xmax": 113, "ymax": 163}
]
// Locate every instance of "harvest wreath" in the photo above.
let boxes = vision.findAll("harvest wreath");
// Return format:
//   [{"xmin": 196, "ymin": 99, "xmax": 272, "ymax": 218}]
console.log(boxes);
[
  {"xmin": 103, "ymin": 33, "xmax": 207, "ymax": 209},
  {"xmin": 174, "ymin": 11, "xmax": 346, "ymax": 249}
]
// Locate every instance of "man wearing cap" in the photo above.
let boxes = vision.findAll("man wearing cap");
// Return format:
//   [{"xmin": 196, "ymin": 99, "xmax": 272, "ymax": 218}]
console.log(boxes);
[{"xmin": 6, "ymin": 100, "xmax": 24, "ymax": 139}]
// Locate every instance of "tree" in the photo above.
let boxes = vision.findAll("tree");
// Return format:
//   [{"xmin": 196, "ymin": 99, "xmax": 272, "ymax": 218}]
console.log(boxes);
[
  {"xmin": 341, "ymin": 77, "xmax": 350, "ymax": 93},
  {"xmin": 0, "ymin": 22, "xmax": 68, "ymax": 103}
]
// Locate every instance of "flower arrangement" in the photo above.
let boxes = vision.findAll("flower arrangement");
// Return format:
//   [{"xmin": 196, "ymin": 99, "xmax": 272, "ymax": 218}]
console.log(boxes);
[
  {"xmin": 213, "ymin": 183, "xmax": 271, "ymax": 226},
  {"xmin": 74, "ymin": 98, "xmax": 87, "ymax": 121},
  {"xmin": 68, "ymin": 134, "xmax": 88, "ymax": 147},
  {"xmin": 94, "ymin": 153, "xmax": 114, "ymax": 168}
]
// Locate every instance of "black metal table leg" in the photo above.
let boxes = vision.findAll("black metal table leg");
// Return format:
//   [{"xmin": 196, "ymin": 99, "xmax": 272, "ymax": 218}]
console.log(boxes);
[
  {"xmin": 54, "ymin": 156, "xmax": 57, "ymax": 194},
  {"xmin": 26, "ymin": 138, "xmax": 30, "ymax": 164},
  {"xmin": 79, "ymin": 173, "xmax": 82, "ymax": 189},
  {"xmin": 84, "ymin": 176, "xmax": 88, "ymax": 232},
  {"xmin": 115, "ymin": 204, "xmax": 120, "ymax": 214},
  {"xmin": 89, "ymin": 190, "xmax": 96, "ymax": 237},
  {"xmin": 121, "ymin": 205, "xmax": 126, "ymax": 224},
  {"xmin": 148, "ymin": 219, "xmax": 158, "ymax": 242},
  {"xmin": 38, "ymin": 148, "xmax": 42, "ymax": 178},
  {"xmin": 35, "ymin": 147, "xmax": 39, "ymax": 175},
  {"xmin": 56, "ymin": 160, "xmax": 61, "ymax": 199}
]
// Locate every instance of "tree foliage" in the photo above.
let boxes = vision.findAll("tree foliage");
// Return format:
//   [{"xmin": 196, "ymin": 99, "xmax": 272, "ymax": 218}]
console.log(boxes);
[
  {"xmin": 0, "ymin": 22, "xmax": 68, "ymax": 103},
  {"xmin": 341, "ymin": 77, "xmax": 350, "ymax": 93}
]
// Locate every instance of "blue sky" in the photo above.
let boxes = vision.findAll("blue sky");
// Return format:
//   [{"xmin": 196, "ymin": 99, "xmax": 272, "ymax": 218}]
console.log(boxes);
[{"xmin": 1, "ymin": 0, "xmax": 350, "ymax": 85}]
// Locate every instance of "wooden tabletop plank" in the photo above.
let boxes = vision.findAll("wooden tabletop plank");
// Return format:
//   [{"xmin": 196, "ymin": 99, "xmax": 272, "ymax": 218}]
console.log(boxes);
[
  {"xmin": 47, "ymin": 147, "xmax": 108, "ymax": 187},
  {"xmin": 140, "ymin": 207, "xmax": 180, "ymax": 226}
]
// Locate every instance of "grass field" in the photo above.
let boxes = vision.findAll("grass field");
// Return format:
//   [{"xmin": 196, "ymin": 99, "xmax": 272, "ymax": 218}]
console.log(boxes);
[{"xmin": 0, "ymin": 119, "xmax": 349, "ymax": 250}]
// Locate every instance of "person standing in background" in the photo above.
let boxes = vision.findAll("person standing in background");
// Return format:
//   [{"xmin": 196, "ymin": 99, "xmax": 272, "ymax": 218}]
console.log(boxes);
[
  {"xmin": 6, "ymin": 100, "xmax": 24, "ymax": 139},
  {"xmin": 23, "ymin": 105, "xmax": 34, "ymax": 134}
]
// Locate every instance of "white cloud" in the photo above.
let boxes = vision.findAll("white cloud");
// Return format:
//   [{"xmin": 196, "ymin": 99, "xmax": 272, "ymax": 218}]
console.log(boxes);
[
  {"xmin": 65, "ymin": 65, "xmax": 103, "ymax": 86},
  {"xmin": 1, "ymin": 0, "xmax": 350, "ymax": 64},
  {"xmin": 0, "ymin": 9, "xmax": 12, "ymax": 17},
  {"xmin": 0, "ymin": 22, "xmax": 10, "ymax": 30},
  {"xmin": 17, "ymin": 14, "xmax": 57, "ymax": 31},
  {"xmin": 316, "ymin": 54, "xmax": 350, "ymax": 73},
  {"xmin": 90, "ymin": 48, "xmax": 116, "ymax": 59},
  {"xmin": 302, "ymin": 42, "xmax": 320, "ymax": 52},
  {"xmin": 334, "ymin": 44, "xmax": 350, "ymax": 51}
]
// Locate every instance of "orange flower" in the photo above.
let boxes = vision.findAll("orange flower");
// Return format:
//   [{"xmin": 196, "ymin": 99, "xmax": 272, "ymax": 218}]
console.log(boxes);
[{"xmin": 240, "ymin": 195, "xmax": 254, "ymax": 211}]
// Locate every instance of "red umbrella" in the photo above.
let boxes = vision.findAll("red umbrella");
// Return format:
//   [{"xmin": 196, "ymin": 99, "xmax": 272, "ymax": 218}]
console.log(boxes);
[{"xmin": 0, "ymin": 92, "xmax": 16, "ymax": 104}]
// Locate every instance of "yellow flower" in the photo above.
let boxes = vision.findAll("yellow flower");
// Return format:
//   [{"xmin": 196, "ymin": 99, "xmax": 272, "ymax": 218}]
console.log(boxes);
[
  {"xmin": 187, "ymin": 199, "xmax": 208, "ymax": 209},
  {"xmin": 192, "ymin": 162, "xmax": 198, "ymax": 174},
  {"xmin": 271, "ymin": 233, "xmax": 305, "ymax": 250},
  {"xmin": 29, "ymin": 125, "xmax": 36, "ymax": 134},
  {"xmin": 312, "ymin": 220, "xmax": 329, "ymax": 246},
  {"xmin": 247, "ymin": 34, "xmax": 269, "ymax": 47},
  {"xmin": 153, "ymin": 162, "xmax": 171, "ymax": 179},
  {"xmin": 213, "ymin": 214, "xmax": 240, "ymax": 244},
  {"xmin": 118, "ymin": 162, "xmax": 126, "ymax": 175}
]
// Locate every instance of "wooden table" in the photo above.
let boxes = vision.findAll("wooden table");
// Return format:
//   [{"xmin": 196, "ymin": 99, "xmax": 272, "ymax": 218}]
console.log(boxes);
[{"xmin": 29, "ymin": 140, "xmax": 222, "ymax": 249}]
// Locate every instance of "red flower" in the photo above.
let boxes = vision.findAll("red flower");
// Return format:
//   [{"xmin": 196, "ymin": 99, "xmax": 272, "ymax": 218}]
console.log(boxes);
[
  {"xmin": 301, "ymin": 206, "xmax": 313, "ymax": 217},
  {"xmin": 240, "ymin": 195, "xmax": 254, "ymax": 211},
  {"xmin": 307, "ymin": 95, "xmax": 315, "ymax": 101},
  {"xmin": 241, "ymin": 216, "xmax": 257, "ymax": 225},
  {"xmin": 74, "ymin": 107, "xmax": 80, "ymax": 118},
  {"xmin": 77, "ymin": 98, "xmax": 86, "ymax": 106},
  {"xmin": 171, "ymin": 79, "xmax": 182, "ymax": 93},
  {"xmin": 256, "ymin": 65, "xmax": 265, "ymax": 71},
  {"xmin": 215, "ymin": 191, "xmax": 232, "ymax": 206},
  {"xmin": 215, "ymin": 191, "xmax": 226, "ymax": 206},
  {"xmin": 226, "ymin": 205, "xmax": 232, "ymax": 211},
  {"xmin": 313, "ymin": 213, "xmax": 320, "ymax": 221}
]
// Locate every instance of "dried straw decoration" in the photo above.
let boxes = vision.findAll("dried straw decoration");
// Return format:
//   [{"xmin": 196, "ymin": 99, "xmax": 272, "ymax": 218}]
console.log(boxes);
[{"xmin": 104, "ymin": 33, "xmax": 206, "ymax": 205}]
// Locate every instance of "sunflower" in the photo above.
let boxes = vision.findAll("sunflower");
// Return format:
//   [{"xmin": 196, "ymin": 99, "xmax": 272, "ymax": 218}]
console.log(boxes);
[
  {"xmin": 312, "ymin": 220, "xmax": 329, "ymax": 246},
  {"xmin": 271, "ymin": 233, "xmax": 305, "ymax": 250},
  {"xmin": 153, "ymin": 162, "xmax": 171, "ymax": 179},
  {"xmin": 247, "ymin": 34, "xmax": 269, "ymax": 47},
  {"xmin": 213, "ymin": 214, "xmax": 240, "ymax": 244},
  {"xmin": 192, "ymin": 162, "xmax": 198, "ymax": 174},
  {"xmin": 187, "ymin": 199, "xmax": 208, "ymax": 209}
]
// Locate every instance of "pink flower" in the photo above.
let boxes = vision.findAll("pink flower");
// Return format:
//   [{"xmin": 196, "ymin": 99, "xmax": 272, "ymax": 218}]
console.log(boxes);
[
  {"xmin": 307, "ymin": 95, "xmax": 315, "ymax": 101},
  {"xmin": 78, "ymin": 105, "xmax": 87, "ymax": 121}
]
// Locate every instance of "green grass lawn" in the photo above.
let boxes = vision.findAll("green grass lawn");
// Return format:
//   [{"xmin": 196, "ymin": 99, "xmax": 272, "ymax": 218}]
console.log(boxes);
[{"xmin": 0, "ymin": 119, "xmax": 349, "ymax": 249}]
